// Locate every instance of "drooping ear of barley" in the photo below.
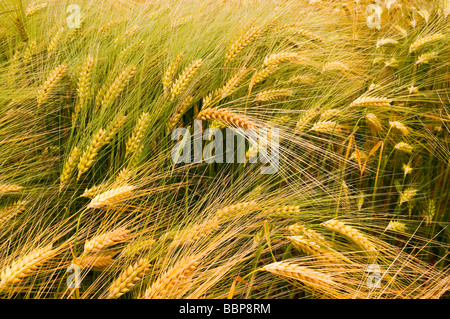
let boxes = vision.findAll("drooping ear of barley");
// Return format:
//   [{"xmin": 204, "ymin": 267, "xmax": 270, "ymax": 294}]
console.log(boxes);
[
  {"xmin": 365, "ymin": 113, "xmax": 383, "ymax": 133},
  {"xmin": 224, "ymin": 27, "xmax": 264, "ymax": 65},
  {"xmin": 170, "ymin": 59, "xmax": 203, "ymax": 101},
  {"xmin": 122, "ymin": 238, "xmax": 156, "ymax": 258},
  {"xmin": 394, "ymin": 142, "xmax": 413, "ymax": 153},
  {"xmin": 376, "ymin": 38, "xmax": 398, "ymax": 48},
  {"xmin": 416, "ymin": 52, "xmax": 438, "ymax": 65},
  {"xmin": 389, "ymin": 121, "xmax": 409, "ymax": 136},
  {"xmin": 162, "ymin": 51, "xmax": 184, "ymax": 97},
  {"xmin": 252, "ymin": 65, "xmax": 280, "ymax": 85},
  {"xmin": 263, "ymin": 52, "xmax": 302, "ymax": 67},
  {"xmin": 266, "ymin": 205, "xmax": 301, "ymax": 218},
  {"xmin": 73, "ymin": 56, "xmax": 95, "ymax": 123},
  {"xmin": 0, "ymin": 244, "xmax": 56, "ymax": 291},
  {"xmin": 296, "ymin": 108, "xmax": 318, "ymax": 132},
  {"xmin": 0, "ymin": 200, "xmax": 27, "ymax": 224},
  {"xmin": 321, "ymin": 220, "xmax": 377, "ymax": 254},
  {"xmin": 196, "ymin": 107, "xmax": 257, "ymax": 130},
  {"xmin": 73, "ymin": 252, "xmax": 116, "ymax": 270},
  {"xmin": 59, "ymin": 147, "xmax": 80, "ymax": 188},
  {"xmin": 262, "ymin": 261, "xmax": 333, "ymax": 288},
  {"xmin": 215, "ymin": 201, "xmax": 258, "ymax": 221},
  {"xmin": 105, "ymin": 115, "xmax": 127, "ymax": 143},
  {"xmin": 322, "ymin": 61, "xmax": 349, "ymax": 73},
  {"xmin": 77, "ymin": 128, "xmax": 107, "ymax": 180},
  {"xmin": 81, "ymin": 183, "xmax": 108, "ymax": 198},
  {"xmin": 97, "ymin": 65, "xmax": 136, "ymax": 109},
  {"xmin": 0, "ymin": 183, "xmax": 23, "ymax": 194},
  {"xmin": 203, "ymin": 69, "xmax": 248, "ymax": 108},
  {"xmin": 310, "ymin": 120, "xmax": 343, "ymax": 134},
  {"xmin": 350, "ymin": 96, "xmax": 392, "ymax": 107},
  {"xmin": 37, "ymin": 64, "xmax": 67, "ymax": 107},
  {"xmin": 87, "ymin": 185, "xmax": 135, "ymax": 209},
  {"xmin": 125, "ymin": 112, "xmax": 151, "ymax": 157},
  {"xmin": 84, "ymin": 227, "xmax": 130, "ymax": 253},
  {"xmin": 291, "ymin": 28, "xmax": 325, "ymax": 43},
  {"xmin": 167, "ymin": 96, "xmax": 194, "ymax": 134},
  {"xmin": 255, "ymin": 88, "xmax": 293, "ymax": 102},
  {"xmin": 47, "ymin": 27, "xmax": 64, "ymax": 58},
  {"xmin": 142, "ymin": 256, "xmax": 199, "ymax": 299},
  {"xmin": 23, "ymin": 41, "xmax": 36, "ymax": 66},
  {"xmin": 399, "ymin": 188, "xmax": 417, "ymax": 205},
  {"xmin": 409, "ymin": 33, "xmax": 445, "ymax": 52},
  {"xmin": 170, "ymin": 219, "xmax": 220, "ymax": 247},
  {"xmin": 105, "ymin": 258, "xmax": 151, "ymax": 299}
]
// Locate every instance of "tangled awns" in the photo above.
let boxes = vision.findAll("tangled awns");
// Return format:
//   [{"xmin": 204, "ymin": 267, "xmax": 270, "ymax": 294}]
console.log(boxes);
[{"xmin": 0, "ymin": 0, "xmax": 449, "ymax": 299}]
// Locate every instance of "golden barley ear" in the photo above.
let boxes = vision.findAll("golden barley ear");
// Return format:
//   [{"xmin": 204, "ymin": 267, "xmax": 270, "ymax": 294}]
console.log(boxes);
[
  {"xmin": 37, "ymin": 64, "xmax": 67, "ymax": 107},
  {"xmin": 87, "ymin": 185, "xmax": 135, "ymax": 209},
  {"xmin": 142, "ymin": 255, "xmax": 199, "ymax": 299},
  {"xmin": 0, "ymin": 244, "xmax": 56, "ymax": 291},
  {"xmin": 170, "ymin": 59, "xmax": 203, "ymax": 101},
  {"xmin": 84, "ymin": 226, "xmax": 130, "ymax": 253},
  {"xmin": 105, "ymin": 258, "xmax": 151, "ymax": 299},
  {"xmin": 196, "ymin": 107, "xmax": 257, "ymax": 130},
  {"xmin": 224, "ymin": 27, "xmax": 265, "ymax": 65}
]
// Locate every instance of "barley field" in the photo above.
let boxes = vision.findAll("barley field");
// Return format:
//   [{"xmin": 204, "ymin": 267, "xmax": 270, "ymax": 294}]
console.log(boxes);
[{"xmin": 0, "ymin": 0, "xmax": 449, "ymax": 299}]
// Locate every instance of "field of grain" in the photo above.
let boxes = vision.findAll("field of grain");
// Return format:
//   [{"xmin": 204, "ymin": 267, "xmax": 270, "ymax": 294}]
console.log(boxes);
[{"xmin": 0, "ymin": 0, "xmax": 449, "ymax": 299}]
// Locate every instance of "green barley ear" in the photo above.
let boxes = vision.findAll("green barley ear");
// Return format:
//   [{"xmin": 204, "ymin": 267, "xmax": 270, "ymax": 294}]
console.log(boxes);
[
  {"xmin": 126, "ymin": 112, "xmax": 151, "ymax": 157},
  {"xmin": 47, "ymin": 27, "xmax": 64, "ymax": 58}
]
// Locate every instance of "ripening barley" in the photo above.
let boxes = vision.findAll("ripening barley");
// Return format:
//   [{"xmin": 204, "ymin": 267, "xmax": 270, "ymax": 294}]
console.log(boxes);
[
  {"xmin": 376, "ymin": 38, "xmax": 398, "ymax": 48},
  {"xmin": 351, "ymin": 96, "xmax": 392, "ymax": 107},
  {"xmin": 389, "ymin": 121, "xmax": 409, "ymax": 135},
  {"xmin": 196, "ymin": 107, "xmax": 257, "ymax": 130},
  {"xmin": 0, "ymin": 183, "xmax": 23, "ymax": 194},
  {"xmin": 84, "ymin": 227, "xmax": 130, "ymax": 253},
  {"xmin": 47, "ymin": 27, "xmax": 64, "ymax": 58},
  {"xmin": 98, "ymin": 65, "xmax": 136, "ymax": 109},
  {"xmin": 77, "ymin": 128, "xmax": 107, "ymax": 180},
  {"xmin": 0, "ymin": 201, "xmax": 27, "ymax": 224},
  {"xmin": 87, "ymin": 185, "xmax": 135, "ymax": 209},
  {"xmin": 402, "ymin": 164, "xmax": 413, "ymax": 176},
  {"xmin": 321, "ymin": 219, "xmax": 377, "ymax": 254},
  {"xmin": 394, "ymin": 142, "xmax": 413, "ymax": 153},
  {"xmin": 59, "ymin": 147, "xmax": 80, "ymax": 188},
  {"xmin": 0, "ymin": 244, "xmax": 56, "ymax": 291},
  {"xmin": 126, "ymin": 113, "xmax": 151, "ymax": 157},
  {"xmin": 409, "ymin": 33, "xmax": 445, "ymax": 52},
  {"xmin": 263, "ymin": 261, "xmax": 333, "ymax": 288},
  {"xmin": 365, "ymin": 113, "xmax": 383, "ymax": 133},
  {"xmin": 163, "ymin": 51, "xmax": 184, "ymax": 96},
  {"xmin": 142, "ymin": 256, "xmax": 199, "ymax": 299},
  {"xmin": 386, "ymin": 221, "xmax": 407, "ymax": 232},
  {"xmin": 105, "ymin": 258, "xmax": 151, "ymax": 299},
  {"xmin": 170, "ymin": 59, "xmax": 203, "ymax": 100},
  {"xmin": 37, "ymin": 64, "xmax": 67, "ymax": 107},
  {"xmin": 26, "ymin": 2, "xmax": 48, "ymax": 17},
  {"xmin": 73, "ymin": 56, "xmax": 95, "ymax": 121},
  {"xmin": 310, "ymin": 121, "xmax": 343, "ymax": 134},
  {"xmin": 224, "ymin": 27, "xmax": 265, "ymax": 65},
  {"xmin": 263, "ymin": 52, "xmax": 302, "ymax": 67},
  {"xmin": 167, "ymin": 96, "xmax": 194, "ymax": 133},
  {"xmin": 74, "ymin": 253, "xmax": 116, "ymax": 270},
  {"xmin": 416, "ymin": 52, "xmax": 438, "ymax": 65},
  {"xmin": 399, "ymin": 188, "xmax": 417, "ymax": 205},
  {"xmin": 255, "ymin": 89, "xmax": 293, "ymax": 102}
]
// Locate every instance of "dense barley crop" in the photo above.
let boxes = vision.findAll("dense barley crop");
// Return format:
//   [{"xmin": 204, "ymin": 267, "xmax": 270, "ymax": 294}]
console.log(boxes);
[{"xmin": 0, "ymin": 0, "xmax": 449, "ymax": 299}]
